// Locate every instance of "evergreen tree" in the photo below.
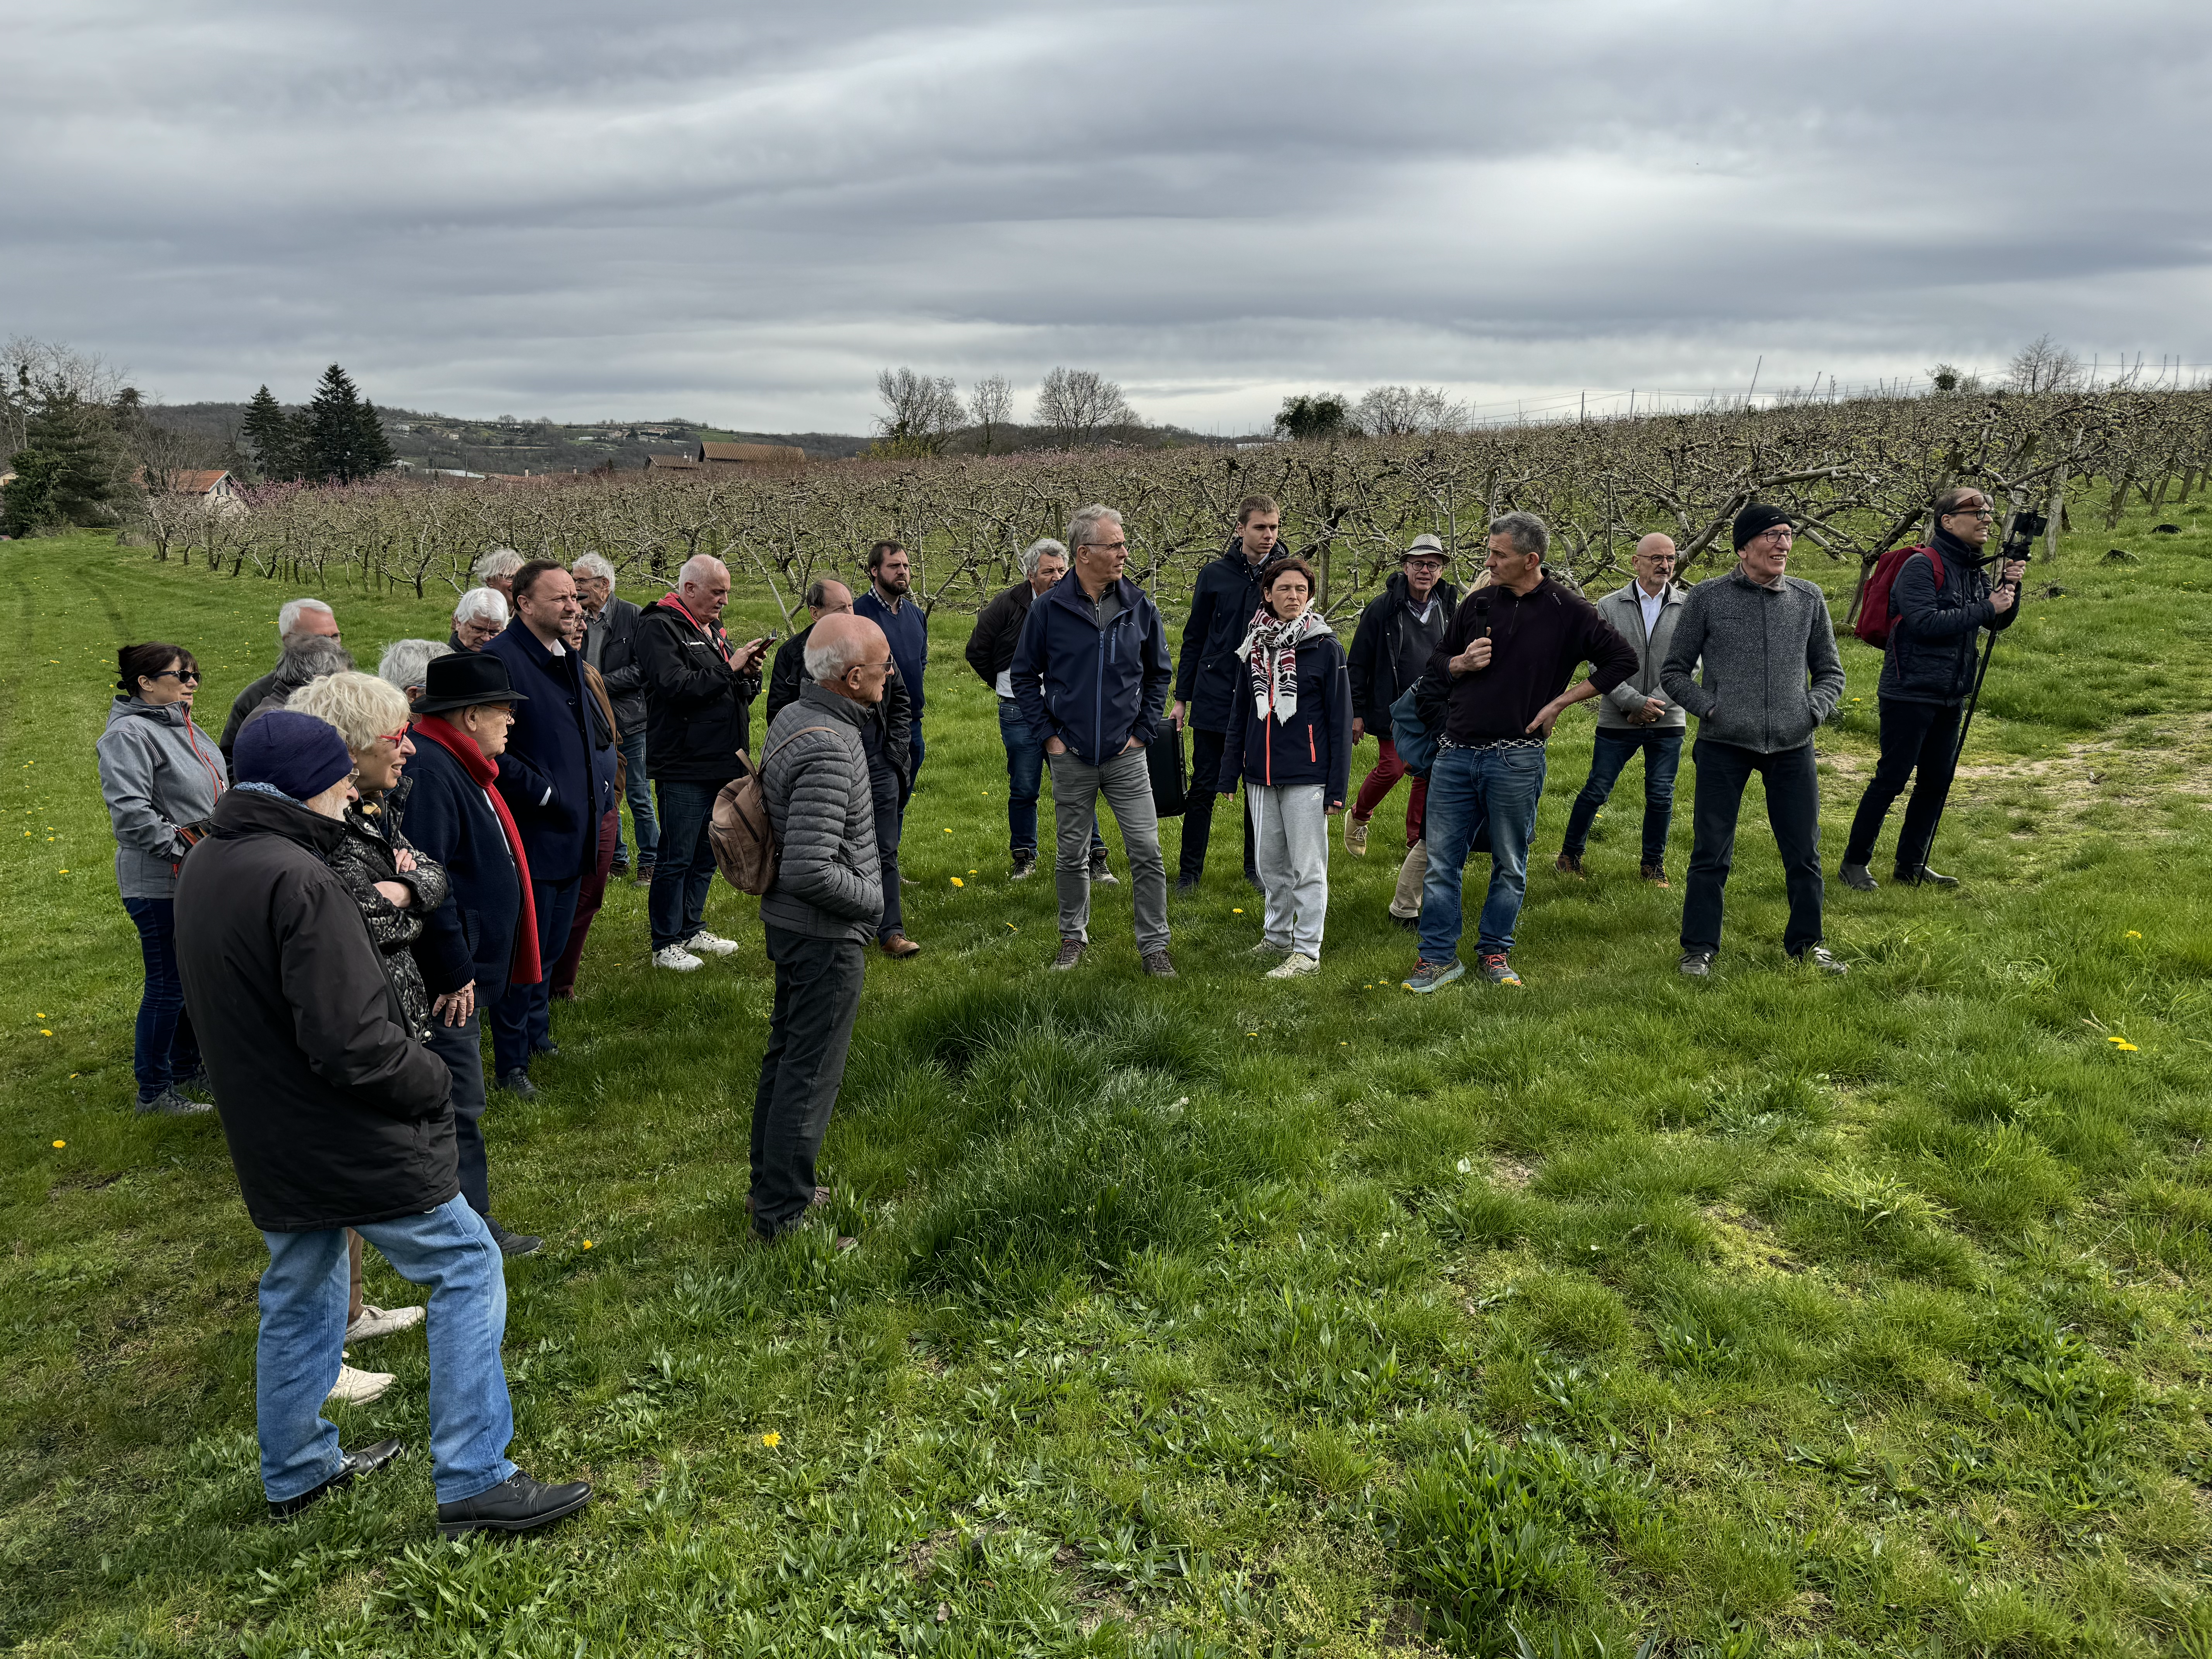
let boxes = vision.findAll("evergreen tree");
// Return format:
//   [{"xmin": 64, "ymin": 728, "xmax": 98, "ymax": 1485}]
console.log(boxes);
[
  {"xmin": 242, "ymin": 384, "xmax": 305, "ymax": 481},
  {"xmin": 1, "ymin": 383, "xmax": 130, "ymax": 534},
  {"xmin": 302, "ymin": 364, "xmax": 393, "ymax": 484}
]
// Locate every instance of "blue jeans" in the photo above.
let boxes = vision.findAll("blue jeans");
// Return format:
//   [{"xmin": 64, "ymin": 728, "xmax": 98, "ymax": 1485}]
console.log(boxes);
[
  {"xmin": 489, "ymin": 877, "xmax": 579, "ymax": 1078},
  {"xmin": 615, "ymin": 728, "xmax": 656, "ymax": 865},
  {"xmin": 122, "ymin": 897, "xmax": 199, "ymax": 1102},
  {"xmin": 1561, "ymin": 727, "xmax": 1683, "ymax": 866},
  {"xmin": 1418, "ymin": 744, "xmax": 1547, "ymax": 964},
  {"xmin": 998, "ymin": 700, "xmax": 1104, "ymax": 861},
  {"xmin": 650, "ymin": 778, "xmax": 725, "ymax": 951},
  {"xmin": 256, "ymin": 1194, "xmax": 515, "ymax": 1505}
]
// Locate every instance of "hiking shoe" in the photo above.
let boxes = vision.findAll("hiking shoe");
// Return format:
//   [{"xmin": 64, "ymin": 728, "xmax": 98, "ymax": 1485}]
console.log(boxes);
[
  {"xmin": 487, "ymin": 1217, "xmax": 543, "ymax": 1257},
  {"xmin": 1247, "ymin": 939, "xmax": 1290, "ymax": 957},
  {"xmin": 1141, "ymin": 948, "xmax": 1178, "ymax": 978},
  {"xmin": 346, "ymin": 1303, "xmax": 426, "ymax": 1343},
  {"xmin": 1896, "ymin": 865, "xmax": 1959, "ymax": 888},
  {"xmin": 1839, "ymin": 862, "xmax": 1877, "ymax": 892},
  {"xmin": 136, "ymin": 1088, "xmax": 213, "ymax": 1117},
  {"xmin": 436, "ymin": 1470, "xmax": 592, "ymax": 1538},
  {"xmin": 531, "ymin": 1036, "xmax": 560, "ymax": 1056},
  {"xmin": 653, "ymin": 944, "xmax": 703, "ymax": 972},
  {"xmin": 1403, "ymin": 958, "xmax": 1465, "ymax": 994},
  {"xmin": 1011, "ymin": 851, "xmax": 1038, "ymax": 880},
  {"xmin": 1050, "ymin": 938, "xmax": 1086, "ymax": 971},
  {"xmin": 1791, "ymin": 945, "xmax": 1849, "ymax": 975},
  {"xmin": 880, "ymin": 933, "xmax": 922, "ymax": 958},
  {"xmin": 1091, "ymin": 854, "xmax": 1119, "ymax": 886},
  {"xmin": 686, "ymin": 930, "xmax": 740, "ymax": 957},
  {"xmin": 1554, "ymin": 852, "xmax": 1584, "ymax": 877},
  {"xmin": 1641, "ymin": 862, "xmax": 1669, "ymax": 888},
  {"xmin": 325, "ymin": 1364, "xmax": 395, "ymax": 1408},
  {"xmin": 269, "ymin": 1437, "xmax": 403, "ymax": 1520},
  {"xmin": 1678, "ymin": 950, "xmax": 1715, "ymax": 977},
  {"xmin": 1266, "ymin": 951, "xmax": 1319, "ymax": 979},
  {"xmin": 1479, "ymin": 953, "xmax": 1523, "ymax": 986},
  {"xmin": 1344, "ymin": 815, "xmax": 1370, "ymax": 857},
  {"xmin": 494, "ymin": 1070, "xmax": 536, "ymax": 1100},
  {"xmin": 631, "ymin": 861, "xmax": 655, "ymax": 888}
]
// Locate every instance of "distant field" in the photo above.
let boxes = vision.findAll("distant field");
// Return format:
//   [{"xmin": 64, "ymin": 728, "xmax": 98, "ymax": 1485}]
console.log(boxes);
[{"xmin": 3, "ymin": 508, "xmax": 2212, "ymax": 1656}]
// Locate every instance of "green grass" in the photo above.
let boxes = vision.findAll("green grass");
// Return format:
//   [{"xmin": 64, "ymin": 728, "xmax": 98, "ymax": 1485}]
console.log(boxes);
[{"xmin": 5, "ymin": 509, "xmax": 2212, "ymax": 1656}]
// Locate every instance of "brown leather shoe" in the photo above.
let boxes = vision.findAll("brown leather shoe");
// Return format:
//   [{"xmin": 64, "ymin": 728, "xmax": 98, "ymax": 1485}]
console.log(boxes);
[
  {"xmin": 879, "ymin": 933, "xmax": 922, "ymax": 958},
  {"xmin": 1555, "ymin": 851, "xmax": 1584, "ymax": 877},
  {"xmin": 1641, "ymin": 862, "xmax": 1670, "ymax": 888}
]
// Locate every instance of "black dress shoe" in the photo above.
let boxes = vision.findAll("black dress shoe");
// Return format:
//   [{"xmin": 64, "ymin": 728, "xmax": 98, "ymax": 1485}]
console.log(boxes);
[
  {"xmin": 531, "ymin": 1037, "xmax": 560, "ymax": 1057},
  {"xmin": 269, "ymin": 1437, "xmax": 404, "ymax": 1520},
  {"xmin": 1175, "ymin": 874, "xmax": 1199, "ymax": 895},
  {"xmin": 1895, "ymin": 865, "xmax": 1959, "ymax": 888},
  {"xmin": 436, "ymin": 1470, "xmax": 592, "ymax": 1537},
  {"xmin": 1839, "ymin": 862, "xmax": 1877, "ymax": 892},
  {"xmin": 1389, "ymin": 911, "xmax": 1420, "ymax": 932},
  {"xmin": 494, "ymin": 1070, "xmax": 537, "ymax": 1100},
  {"xmin": 488, "ymin": 1218, "xmax": 543, "ymax": 1257}
]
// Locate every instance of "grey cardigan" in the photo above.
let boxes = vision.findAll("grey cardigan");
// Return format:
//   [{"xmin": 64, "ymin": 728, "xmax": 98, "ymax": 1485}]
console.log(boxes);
[
  {"xmin": 1593, "ymin": 581, "xmax": 1690, "ymax": 731},
  {"xmin": 98, "ymin": 697, "xmax": 230, "ymax": 898},
  {"xmin": 759, "ymin": 683, "xmax": 884, "ymax": 944},
  {"xmin": 1661, "ymin": 569, "xmax": 1846, "ymax": 754}
]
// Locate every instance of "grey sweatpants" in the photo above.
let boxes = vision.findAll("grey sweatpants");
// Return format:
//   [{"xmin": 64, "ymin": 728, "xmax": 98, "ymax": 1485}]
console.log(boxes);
[
  {"xmin": 1250, "ymin": 782, "xmax": 1330, "ymax": 958},
  {"xmin": 1048, "ymin": 745, "xmax": 1168, "ymax": 952}
]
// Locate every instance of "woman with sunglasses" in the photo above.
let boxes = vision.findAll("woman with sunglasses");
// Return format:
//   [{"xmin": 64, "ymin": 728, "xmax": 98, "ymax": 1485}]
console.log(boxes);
[{"xmin": 98, "ymin": 642, "xmax": 229, "ymax": 1115}]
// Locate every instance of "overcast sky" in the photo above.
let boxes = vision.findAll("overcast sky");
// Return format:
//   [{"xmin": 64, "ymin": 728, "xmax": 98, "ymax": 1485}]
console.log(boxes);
[{"xmin": 7, "ymin": 0, "xmax": 2208, "ymax": 433}]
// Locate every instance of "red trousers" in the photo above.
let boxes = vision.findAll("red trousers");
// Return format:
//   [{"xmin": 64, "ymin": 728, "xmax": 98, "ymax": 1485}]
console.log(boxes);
[
  {"xmin": 1352, "ymin": 737, "xmax": 1427, "ymax": 848},
  {"xmin": 551, "ymin": 808, "xmax": 619, "ymax": 998}
]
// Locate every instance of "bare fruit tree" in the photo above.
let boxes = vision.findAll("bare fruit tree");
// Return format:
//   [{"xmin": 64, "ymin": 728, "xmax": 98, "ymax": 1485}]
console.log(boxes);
[
  {"xmin": 874, "ymin": 367, "xmax": 963, "ymax": 453},
  {"xmin": 1034, "ymin": 367, "xmax": 1135, "ymax": 449},
  {"xmin": 968, "ymin": 375, "xmax": 1013, "ymax": 455},
  {"xmin": 2007, "ymin": 336, "xmax": 2085, "ymax": 395},
  {"xmin": 1354, "ymin": 384, "xmax": 1468, "ymax": 436}
]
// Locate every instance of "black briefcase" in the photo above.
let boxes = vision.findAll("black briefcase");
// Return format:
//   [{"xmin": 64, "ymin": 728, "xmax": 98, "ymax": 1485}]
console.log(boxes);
[{"xmin": 1147, "ymin": 724, "xmax": 1189, "ymax": 818}]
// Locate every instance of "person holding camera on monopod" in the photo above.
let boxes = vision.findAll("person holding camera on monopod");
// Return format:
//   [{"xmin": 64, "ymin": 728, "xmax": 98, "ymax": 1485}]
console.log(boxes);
[{"xmin": 1841, "ymin": 486, "xmax": 2026, "ymax": 891}]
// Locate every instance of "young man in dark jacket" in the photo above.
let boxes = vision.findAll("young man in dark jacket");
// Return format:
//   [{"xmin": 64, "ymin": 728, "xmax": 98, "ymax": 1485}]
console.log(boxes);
[
  {"xmin": 175, "ymin": 710, "xmax": 588, "ymax": 1536},
  {"xmin": 1841, "ymin": 487, "xmax": 2024, "ymax": 891},
  {"xmin": 1661, "ymin": 505, "xmax": 1850, "ymax": 976},
  {"xmin": 479, "ymin": 562, "xmax": 615, "ymax": 1093},
  {"xmin": 1010, "ymin": 504, "xmax": 1178, "ymax": 977},
  {"xmin": 963, "ymin": 539, "xmax": 1106, "ymax": 879},
  {"xmin": 1405, "ymin": 513, "xmax": 1638, "ymax": 994},
  {"xmin": 1344, "ymin": 533, "xmax": 1459, "ymax": 856},
  {"xmin": 632, "ymin": 554, "xmax": 767, "ymax": 971},
  {"xmin": 1169, "ymin": 496, "xmax": 1283, "ymax": 890},
  {"xmin": 574, "ymin": 553, "xmax": 655, "ymax": 882}
]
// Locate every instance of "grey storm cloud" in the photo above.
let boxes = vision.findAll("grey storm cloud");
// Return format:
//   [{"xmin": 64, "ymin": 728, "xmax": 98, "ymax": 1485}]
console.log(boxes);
[{"xmin": 5, "ymin": 0, "xmax": 2208, "ymax": 431}]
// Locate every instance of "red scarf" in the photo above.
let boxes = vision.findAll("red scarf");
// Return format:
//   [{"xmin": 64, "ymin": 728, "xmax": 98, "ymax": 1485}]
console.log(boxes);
[
  {"xmin": 653, "ymin": 591, "xmax": 733, "ymax": 666},
  {"xmin": 413, "ymin": 715, "xmax": 542, "ymax": 986}
]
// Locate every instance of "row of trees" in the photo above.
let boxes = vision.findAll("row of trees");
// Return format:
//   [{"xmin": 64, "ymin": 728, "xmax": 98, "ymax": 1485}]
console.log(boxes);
[
  {"xmin": 132, "ymin": 385, "xmax": 2211, "ymax": 631},
  {"xmin": 240, "ymin": 365, "xmax": 396, "ymax": 485},
  {"xmin": 873, "ymin": 366, "xmax": 1141, "ymax": 455}
]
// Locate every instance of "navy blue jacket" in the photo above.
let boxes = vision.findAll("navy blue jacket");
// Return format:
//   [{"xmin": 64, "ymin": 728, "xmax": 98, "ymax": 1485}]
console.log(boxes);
[
  {"xmin": 397, "ymin": 734, "xmax": 524, "ymax": 1007},
  {"xmin": 1880, "ymin": 528, "xmax": 2018, "ymax": 706},
  {"xmin": 1010, "ymin": 573, "xmax": 1173, "ymax": 766},
  {"xmin": 855, "ymin": 588, "xmax": 928, "ymax": 720},
  {"xmin": 1174, "ymin": 539, "xmax": 1285, "ymax": 732},
  {"xmin": 1218, "ymin": 630, "xmax": 1354, "ymax": 805},
  {"xmin": 481, "ymin": 619, "xmax": 614, "ymax": 884}
]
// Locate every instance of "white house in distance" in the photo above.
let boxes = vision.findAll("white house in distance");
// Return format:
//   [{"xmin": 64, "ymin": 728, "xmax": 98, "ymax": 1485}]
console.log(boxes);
[{"xmin": 139, "ymin": 469, "xmax": 247, "ymax": 513}]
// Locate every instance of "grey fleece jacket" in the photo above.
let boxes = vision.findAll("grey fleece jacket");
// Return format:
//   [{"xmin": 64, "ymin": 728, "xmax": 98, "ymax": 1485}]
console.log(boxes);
[
  {"xmin": 1593, "ymin": 581, "xmax": 1690, "ymax": 731},
  {"xmin": 98, "ymin": 698, "xmax": 230, "ymax": 899},
  {"xmin": 759, "ymin": 683, "xmax": 884, "ymax": 944},
  {"xmin": 1660, "ymin": 569, "xmax": 1846, "ymax": 754}
]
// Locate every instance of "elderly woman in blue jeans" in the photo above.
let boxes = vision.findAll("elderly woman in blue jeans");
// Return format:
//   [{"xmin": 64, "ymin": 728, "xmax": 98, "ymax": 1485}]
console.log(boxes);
[{"xmin": 97, "ymin": 641, "xmax": 229, "ymax": 1115}]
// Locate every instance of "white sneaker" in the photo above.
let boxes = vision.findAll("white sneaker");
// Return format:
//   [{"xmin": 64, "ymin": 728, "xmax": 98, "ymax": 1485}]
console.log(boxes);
[
  {"xmin": 1247, "ymin": 940, "xmax": 1290, "ymax": 957},
  {"xmin": 346, "ymin": 1303, "xmax": 425, "ymax": 1343},
  {"xmin": 326, "ymin": 1363, "xmax": 395, "ymax": 1406},
  {"xmin": 653, "ymin": 945, "xmax": 703, "ymax": 972},
  {"xmin": 686, "ymin": 930, "xmax": 740, "ymax": 957},
  {"xmin": 1265, "ymin": 951, "xmax": 1321, "ymax": 979}
]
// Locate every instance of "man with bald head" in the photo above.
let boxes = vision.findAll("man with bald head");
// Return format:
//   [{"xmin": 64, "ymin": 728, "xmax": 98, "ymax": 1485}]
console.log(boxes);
[
  {"xmin": 750, "ymin": 611, "xmax": 888, "ymax": 1243},
  {"xmin": 634, "ymin": 554, "xmax": 768, "ymax": 970},
  {"xmin": 1556, "ymin": 533, "xmax": 1692, "ymax": 884}
]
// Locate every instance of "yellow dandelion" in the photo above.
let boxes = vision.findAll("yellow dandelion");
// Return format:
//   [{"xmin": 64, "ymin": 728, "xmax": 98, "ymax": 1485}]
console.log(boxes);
[
  {"xmin": 968, "ymin": 869, "xmax": 978, "ymax": 875},
  {"xmin": 57, "ymin": 869, "xmax": 67, "ymax": 875},
  {"xmin": 40, "ymin": 1030, "xmax": 53, "ymax": 1037},
  {"xmin": 2125, "ymin": 930, "xmax": 2142, "ymax": 939},
  {"xmin": 942, "ymin": 828, "xmax": 953, "ymax": 834},
  {"xmin": 1232, "ymin": 907, "xmax": 1243, "ymax": 913},
  {"xmin": 52, "ymin": 1140, "xmax": 65, "ymax": 1149},
  {"xmin": 35, "ymin": 1013, "xmax": 45, "ymax": 1018},
  {"xmin": 761, "ymin": 1431, "xmax": 781, "ymax": 1447},
  {"xmin": 582, "ymin": 1239, "xmax": 594, "ymax": 1249},
  {"xmin": 950, "ymin": 877, "xmax": 964, "ymax": 888},
  {"xmin": 2114, "ymin": 1040, "xmax": 2140, "ymax": 1052}
]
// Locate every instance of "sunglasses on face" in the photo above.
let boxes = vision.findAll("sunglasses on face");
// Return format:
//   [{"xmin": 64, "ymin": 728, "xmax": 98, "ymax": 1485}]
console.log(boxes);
[{"xmin": 152, "ymin": 669, "xmax": 200, "ymax": 683}]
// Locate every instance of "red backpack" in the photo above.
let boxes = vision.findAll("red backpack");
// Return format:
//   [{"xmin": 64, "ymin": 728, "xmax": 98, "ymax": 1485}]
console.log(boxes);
[{"xmin": 1855, "ymin": 544, "xmax": 1946, "ymax": 650}]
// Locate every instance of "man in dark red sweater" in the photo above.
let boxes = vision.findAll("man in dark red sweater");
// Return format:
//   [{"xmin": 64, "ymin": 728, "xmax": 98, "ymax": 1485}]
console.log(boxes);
[{"xmin": 1404, "ymin": 513, "xmax": 1637, "ymax": 993}]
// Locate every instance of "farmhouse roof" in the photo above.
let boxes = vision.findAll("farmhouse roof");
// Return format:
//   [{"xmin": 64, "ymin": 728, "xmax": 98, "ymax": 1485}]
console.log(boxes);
[
  {"xmin": 646, "ymin": 453, "xmax": 704, "ymax": 471},
  {"xmin": 697, "ymin": 441, "xmax": 806, "ymax": 466}
]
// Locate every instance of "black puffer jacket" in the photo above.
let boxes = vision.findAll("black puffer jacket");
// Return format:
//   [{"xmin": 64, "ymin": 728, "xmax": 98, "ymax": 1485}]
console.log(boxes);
[
  {"xmin": 1879, "ymin": 528, "xmax": 2018, "ymax": 705},
  {"xmin": 1346, "ymin": 573, "xmax": 1461, "ymax": 723},
  {"xmin": 964, "ymin": 580, "xmax": 1037, "ymax": 687},
  {"xmin": 634, "ymin": 595, "xmax": 763, "ymax": 782},
  {"xmin": 175, "ymin": 788, "xmax": 457, "ymax": 1233},
  {"xmin": 325, "ymin": 779, "xmax": 454, "ymax": 1043}
]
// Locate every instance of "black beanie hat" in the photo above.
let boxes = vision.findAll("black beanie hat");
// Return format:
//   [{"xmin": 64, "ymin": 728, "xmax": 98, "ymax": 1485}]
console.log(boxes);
[{"xmin": 1733, "ymin": 503, "xmax": 1793, "ymax": 551}]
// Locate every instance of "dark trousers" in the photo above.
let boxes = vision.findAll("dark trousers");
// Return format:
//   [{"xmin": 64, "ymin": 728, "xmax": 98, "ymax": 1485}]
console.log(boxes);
[
  {"xmin": 872, "ymin": 762, "xmax": 905, "ymax": 940},
  {"xmin": 749, "ymin": 924, "xmax": 866, "ymax": 1238},
  {"xmin": 1681, "ymin": 738, "xmax": 1824, "ymax": 958},
  {"xmin": 1845, "ymin": 697, "xmax": 1961, "ymax": 873},
  {"xmin": 122, "ymin": 897, "xmax": 199, "ymax": 1103},
  {"xmin": 490, "ymin": 877, "xmax": 579, "ymax": 1078},
  {"xmin": 1562, "ymin": 727, "xmax": 1685, "ymax": 866},
  {"xmin": 426, "ymin": 1008, "xmax": 492, "ymax": 1215},
  {"xmin": 1180, "ymin": 726, "xmax": 1257, "ymax": 883},
  {"xmin": 998, "ymin": 699, "xmax": 1105, "ymax": 862},
  {"xmin": 649, "ymin": 777, "xmax": 727, "ymax": 950},
  {"xmin": 551, "ymin": 809, "xmax": 619, "ymax": 997}
]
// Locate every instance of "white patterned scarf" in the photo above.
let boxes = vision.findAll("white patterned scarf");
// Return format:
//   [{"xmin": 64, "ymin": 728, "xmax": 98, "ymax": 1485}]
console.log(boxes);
[{"xmin": 1232, "ymin": 604, "xmax": 1331, "ymax": 725}]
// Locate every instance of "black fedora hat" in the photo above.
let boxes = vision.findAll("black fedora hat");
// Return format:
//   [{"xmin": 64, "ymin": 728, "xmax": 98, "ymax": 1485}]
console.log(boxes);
[{"xmin": 414, "ymin": 650, "xmax": 530, "ymax": 716}]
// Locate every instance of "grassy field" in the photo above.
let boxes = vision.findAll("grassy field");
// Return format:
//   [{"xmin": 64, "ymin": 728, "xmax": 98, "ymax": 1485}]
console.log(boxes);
[{"xmin": 4, "ymin": 510, "xmax": 2212, "ymax": 1657}]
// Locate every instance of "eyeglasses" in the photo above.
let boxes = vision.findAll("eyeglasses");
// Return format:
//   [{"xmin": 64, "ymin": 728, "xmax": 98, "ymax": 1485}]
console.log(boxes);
[
  {"xmin": 1086, "ymin": 541, "xmax": 1130, "ymax": 554},
  {"xmin": 1752, "ymin": 528, "xmax": 1793, "ymax": 544},
  {"xmin": 1947, "ymin": 508, "xmax": 1997, "ymax": 521},
  {"xmin": 151, "ymin": 669, "xmax": 200, "ymax": 683},
  {"xmin": 375, "ymin": 728, "xmax": 410, "ymax": 747}
]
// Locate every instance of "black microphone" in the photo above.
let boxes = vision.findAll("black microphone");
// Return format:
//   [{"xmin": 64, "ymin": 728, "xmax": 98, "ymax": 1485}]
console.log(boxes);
[{"xmin": 1473, "ymin": 596, "xmax": 1491, "ymax": 635}]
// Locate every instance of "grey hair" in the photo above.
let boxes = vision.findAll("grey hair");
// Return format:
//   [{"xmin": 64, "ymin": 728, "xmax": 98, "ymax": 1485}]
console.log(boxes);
[
  {"xmin": 474, "ymin": 547, "xmax": 524, "ymax": 580},
  {"xmin": 1066, "ymin": 505, "xmax": 1123, "ymax": 554},
  {"xmin": 1018, "ymin": 538, "xmax": 1069, "ymax": 578},
  {"xmin": 453, "ymin": 586, "xmax": 510, "ymax": 627},
  {"xmin": 287, "ymin": 671, "xmax": 413, "ymax": 753},
  {"xmin": 377, "ymin": 638, "xmax": 452, "ymax": 697},
  {"xmin": 276, "ymin": 597, "xmax": 334, "ymax": 643},
  {"xmin": 678, "ymin": 553, "xmax": 728, "ymax": 589},
  {"xmin": 804, "ymin": 630, "xmax": 872, "ymax": 684},
  {"xmin": 571, "ymin": 552, "xmax": 616, "ymax": 582},
  {"xmin": 1487, "ymin": 511, "xmax": 1549, "ymax": 559}
]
